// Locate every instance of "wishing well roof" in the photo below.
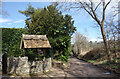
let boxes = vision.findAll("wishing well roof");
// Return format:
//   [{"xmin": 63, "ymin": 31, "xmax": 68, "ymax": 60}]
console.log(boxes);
[{"xmin": 20, "ymin": 34, "xmax": 51, "ymax": 49}]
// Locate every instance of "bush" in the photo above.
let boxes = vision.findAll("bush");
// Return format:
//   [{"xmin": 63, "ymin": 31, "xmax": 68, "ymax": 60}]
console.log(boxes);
[
  {"xmin": 82, "ymin": 48, "xmax": 105, "ymax": 60},
  {"xmin": 37, "ymin": 55, "xmax": 44, "ymax": 60},
  {"xmin": 57, "ymin": 48, "xmax": 70, "ymax": 62},
  {"xmin": 25, "ymin": 49, "xmax": 38, "ymax": 61}
]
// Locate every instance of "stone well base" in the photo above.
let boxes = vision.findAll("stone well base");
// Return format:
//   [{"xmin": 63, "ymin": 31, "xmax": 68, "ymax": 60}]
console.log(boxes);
[{"xmin": 7, "ymin": 57, "xmax": 51, "ymax": 75}]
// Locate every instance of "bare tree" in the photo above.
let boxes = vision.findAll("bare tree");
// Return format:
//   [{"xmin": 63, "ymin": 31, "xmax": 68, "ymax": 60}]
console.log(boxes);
[
  {"xmin": 104, "ymin": 10, "xmax": 120, "ymax": 59},
  {"xmin": 57, "ymin": 0, "xmax": 112, "ymax": 61},
  {"xmin": 104, "ymin": 1, "xmax": 120, "ymax": 59},
  {"xmin": 72, "ymin": 31, "xmax": 88, "ymax": 56}
]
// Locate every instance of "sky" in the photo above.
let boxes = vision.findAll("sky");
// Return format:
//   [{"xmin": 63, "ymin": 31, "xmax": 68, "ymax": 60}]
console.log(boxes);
[{"xmin": 0, "ymin": 0, "xmax": 119, "ymax": 42}]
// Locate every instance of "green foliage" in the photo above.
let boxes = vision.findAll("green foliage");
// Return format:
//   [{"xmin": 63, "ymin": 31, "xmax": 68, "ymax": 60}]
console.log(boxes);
[
  {"xmin": 18, "ymin": 3, "xmax": 35, "ymax": 17},
  {"xmin": 2, "ymin": 28, "xmax": 25, "ymax": 57},
  {"xmin": 37, "ymin": 54, "xmax": 44, "ymax": 60},
  {"xmin": 101, "ymin": 57, "xmax": 120, "ymax": 69},
  {"xmin": 25, "ymin": 49, "xmax": 38, "ymax": 60},
  {"xmin": 88, "ymin": 60, "xmax": 98, "ymax": 63},
  {"xmin": 19, "ymin": 4, "xmax": 76, "ymax": 62},
  {"xmin": 57, "ymin": 48, "xmax": 70, "ymax": 62},
  {"xmin": 25, "ymin": 49, "xmax": 45, "ymax": 61}
]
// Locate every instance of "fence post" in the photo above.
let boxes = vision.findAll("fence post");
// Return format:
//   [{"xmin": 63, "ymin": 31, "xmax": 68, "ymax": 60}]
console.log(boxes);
[{"xmin": 2, "ymin": 52, "xmax": 7, "ymax": 74}]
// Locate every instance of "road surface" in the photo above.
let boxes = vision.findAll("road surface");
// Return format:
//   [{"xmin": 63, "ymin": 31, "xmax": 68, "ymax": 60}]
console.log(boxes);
[{"xmin": 38, "ymin": 57, "xmax": 119, "ymax": 78}]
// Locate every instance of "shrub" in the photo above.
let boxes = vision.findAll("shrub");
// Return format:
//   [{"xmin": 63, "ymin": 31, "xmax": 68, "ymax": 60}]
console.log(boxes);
[{"xmin": 82, "ymin": 48, "xmax": 105, "ymax": 60}]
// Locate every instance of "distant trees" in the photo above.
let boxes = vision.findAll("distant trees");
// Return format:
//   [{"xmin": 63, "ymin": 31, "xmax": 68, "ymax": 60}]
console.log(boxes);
[
  {"xmin": 19, "ymin": 4, "xmax": 76, "ymax": 62},
  {"xmin": 72, "ymin": 31, "xmax": 105, "ymax": 57},
  {"xmin": 72, "ymin": 32, "xmax": 89, "ymax": 56},
  {"xmin": 105, "ymin": 20, "xmax": 119, "ymax": 52}
]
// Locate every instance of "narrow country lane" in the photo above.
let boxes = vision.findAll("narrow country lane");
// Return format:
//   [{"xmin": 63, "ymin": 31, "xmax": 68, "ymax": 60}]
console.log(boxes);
[
  {"xmin": 66, "ymin": 57, "xmax": 116, "ymax": 77},
  {"xmin": 40, "ymin": 57, "xmax": 119, "ymax": 78}
]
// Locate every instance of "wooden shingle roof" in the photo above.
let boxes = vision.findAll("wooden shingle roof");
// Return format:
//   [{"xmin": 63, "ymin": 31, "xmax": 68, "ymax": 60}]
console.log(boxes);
[{"xmin": 20, "ymin": 34, "xmax": 51, "ymax": 49}]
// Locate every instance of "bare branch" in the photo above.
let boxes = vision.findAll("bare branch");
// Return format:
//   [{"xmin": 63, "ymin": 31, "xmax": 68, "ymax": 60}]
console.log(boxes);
[
  {"xmin": 102, "ymin": 0, "xmax": 105, "ymax": 24},
  {"xmin": 79, "ymin": 2, "xmax": 95, "ymax": 20},
  {"xmin": 89, "ymin": 0, "xmax": 101, "ymax": 25},
  {"xmin": 64, "ymin": 6, "xmax": 82, "ymax": 11},
  {"xmin": 104, "ymin": 0, "xmax": 111, "ymax": 10},
  {"xmin": 94, "ymin": 2, "xmax": 101, "ymax": 12},
  {"xmin": 83, "ymin": 2, "xmax": 91, "ymax": 9},
  {"xmin": 102, "ymin": 0, "xmax": 111, "ymax": 23}
]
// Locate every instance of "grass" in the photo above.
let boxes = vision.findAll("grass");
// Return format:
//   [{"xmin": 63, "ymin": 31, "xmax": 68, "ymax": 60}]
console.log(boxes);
[
  {"xmin": 101, "ymin": 57, "xmax": 120, "ymax": 69},
  {"xmin": 86, "ymin": 57, "xmax": 120, "ymax": 71},
  {"xmin": 80, "ymin": 51, "xmax": 120, "ymax": 74},
  {"xmin": 88, "ymin": 60, "xmax": 98, "ymax": 63},
  {"xmin": 7, "ymin": 73, "xmax": 31, "ymax": 77},
  {"xmin": 109, "ymin": 64, "xmax": 118, "ymax": 69}
]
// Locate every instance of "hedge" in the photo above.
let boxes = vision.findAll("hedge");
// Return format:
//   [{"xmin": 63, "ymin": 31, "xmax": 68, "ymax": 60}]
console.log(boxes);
[{"xmin": 2, "ymin": 28, "xmax": 25, "ymax": 57}]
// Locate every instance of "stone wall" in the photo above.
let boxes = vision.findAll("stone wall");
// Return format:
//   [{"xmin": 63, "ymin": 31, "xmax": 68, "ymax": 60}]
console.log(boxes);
[{"xmin": 7, "ymin": 57, "xmax": 51, "ymax": 76}]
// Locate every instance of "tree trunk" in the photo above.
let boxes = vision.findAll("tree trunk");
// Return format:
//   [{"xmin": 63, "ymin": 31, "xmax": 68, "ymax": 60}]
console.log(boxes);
[
  {"xmin": 100, "ymin": 23, "xmax": 111, "ymax": 61},
  {"xmin": 80, "ymin": 48, "xmax": 82, "ymax": 54},
  {"xmin": 77, "ymin": 46, "xmax": 80, "ymax": 57},
  {"xmin": 106, "ymin": 28, "xmax": 111, "ymax": 52},
  {"xmin": 112, "ymin": 32, "xmax": 117, "ymax": 59}
]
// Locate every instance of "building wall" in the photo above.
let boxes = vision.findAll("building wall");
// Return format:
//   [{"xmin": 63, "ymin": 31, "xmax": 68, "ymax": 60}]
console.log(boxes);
[{"xmin": 7, "ymin": 57, "xmax": 51, "ymax": 76}]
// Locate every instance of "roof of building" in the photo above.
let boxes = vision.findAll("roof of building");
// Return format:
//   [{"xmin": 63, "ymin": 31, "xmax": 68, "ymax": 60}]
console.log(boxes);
[{"xmin": 20, "ymin": 34, "xmax": 51, "ymax": 49}]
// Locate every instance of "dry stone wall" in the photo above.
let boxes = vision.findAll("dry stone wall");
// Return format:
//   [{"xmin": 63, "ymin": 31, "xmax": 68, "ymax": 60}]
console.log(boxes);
[{"xmin": 7, "ymin": 57, "xmax": 51, "ymax": 76}]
